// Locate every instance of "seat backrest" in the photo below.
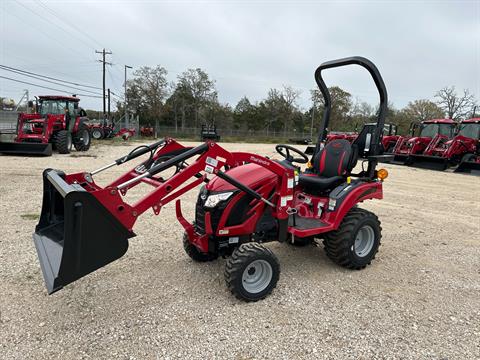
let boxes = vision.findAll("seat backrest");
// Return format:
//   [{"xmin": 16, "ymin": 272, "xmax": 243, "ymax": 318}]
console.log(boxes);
[
  {"xmin": 312, "ymin": 139, "xmax": 356, "ymax": 177},
  {"xmin": 352, "ymin": 123, "xmax": 377, "ymax": 157}
]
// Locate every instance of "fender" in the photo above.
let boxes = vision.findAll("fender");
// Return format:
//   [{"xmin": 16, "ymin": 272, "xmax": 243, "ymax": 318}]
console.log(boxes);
[
  {"xmin": 323, "ymin": 180, "xmax": 383, "ymax": 230},
  {"xmin": 73, "ymin": 116, "xmax": 88, "ymax": 133}
]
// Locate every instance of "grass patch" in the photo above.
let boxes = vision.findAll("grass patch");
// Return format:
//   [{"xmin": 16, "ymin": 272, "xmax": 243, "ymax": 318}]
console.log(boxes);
[{"xmin": 21, "ymin": 213, "xmax": 40, "ymax": 221}]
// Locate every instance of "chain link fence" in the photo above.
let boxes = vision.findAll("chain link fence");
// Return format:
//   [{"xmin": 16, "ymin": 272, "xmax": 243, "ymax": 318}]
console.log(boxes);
[{"xmin": 152, "ymin": 126, "xmax": 314, "ymax": 143}]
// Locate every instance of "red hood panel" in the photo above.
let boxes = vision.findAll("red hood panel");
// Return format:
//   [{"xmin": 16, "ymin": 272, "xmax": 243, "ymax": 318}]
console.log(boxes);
[{"xmin": 207, "ymin": 163, "xmax": 277, "ymax": 192}]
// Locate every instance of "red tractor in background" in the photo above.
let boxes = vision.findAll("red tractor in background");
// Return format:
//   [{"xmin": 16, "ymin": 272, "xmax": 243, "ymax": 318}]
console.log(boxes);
[
  {"xmin": 89, "ymin": 119, "xmax": 136, "ymax": 141},
  {"xmin": 407, "ymin": 118, "xmax": 480, "ymax": 172},
  {"xmin": 140, "ymin": 125, "xmax": 154, "ymax": 137},
  {"xmin": 0, "ymin": 95, "xmax": 91, "ymax": 156},
  {"xmin": 391, "ymin": 119, "xmax": 456, "ymax": 164},
  {"xmin": 383, "ymin": 121, "xmax": 417, "ymax": 155},
  {"xmin": 306, "ymin": 122, "xmax": 398, "ymax": 156},
  {"xmin": 380, "ymin": 123, "xmax": 399, "ymax": 152},
  {"xmin": 454, "ymin": 118, "xmax": 480, "ymax": 173},
  {"xmin": 326, "ymin": 130, "xmax": 358, "ymax": 143}
]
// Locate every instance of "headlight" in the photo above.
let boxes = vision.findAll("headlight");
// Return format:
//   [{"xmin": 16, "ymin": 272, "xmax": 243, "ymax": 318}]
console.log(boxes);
[{"xmin": 204, "ymin": 191, "xmax": 234, "ymax": 208}]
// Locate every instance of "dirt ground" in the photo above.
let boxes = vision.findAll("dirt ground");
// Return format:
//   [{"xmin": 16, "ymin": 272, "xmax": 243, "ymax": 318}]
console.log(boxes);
[{"xmin": 0, "ymin": 140, "xmax": 479, "ymax": 359}]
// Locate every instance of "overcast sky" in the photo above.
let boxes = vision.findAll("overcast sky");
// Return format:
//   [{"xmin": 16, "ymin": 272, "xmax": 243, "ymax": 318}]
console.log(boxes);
[{"xmin": 1, "ymin": 0, "xmax": 479, "ymax": 111}]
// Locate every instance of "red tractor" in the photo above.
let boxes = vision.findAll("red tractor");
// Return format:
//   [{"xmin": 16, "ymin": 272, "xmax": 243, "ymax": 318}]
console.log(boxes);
[
  {"xmin": 383, "ymin": 122, "xmax": 417, "ymax": 156},
  {"xmin": 407, "ymin": 118, "xmax": 478, "ymax": 171},
  {"xmin": 380, "ymin": 123, "xmax": 399, "ymax": 152},
  {"xmin": 326, "ymin": 131, "xmax": 358, "ymax": 143},
  {"xmin": 32, "ymin": 57, "xmax": 391, "ymax": 301},
  {"xmin": 306, "ymin": 123, "xmax": 397, "ymax": 157},
  {"xmin": 90, "ymin": 120, "xmax": 136, "ymax": 141},
  {"xmin": 0, "ymin": 95, "xmax": 91, "ymax": 156},
  {"xmin": 140, "ymin": 125, "xmax": 154, "ymax": 137},
  {"xmin": 454, "ymin": 118, "xmax": 480, "ymax": 174},
  {"xmin": 391, "ymin": 118, "xmax": 456, "ymax": 164}
]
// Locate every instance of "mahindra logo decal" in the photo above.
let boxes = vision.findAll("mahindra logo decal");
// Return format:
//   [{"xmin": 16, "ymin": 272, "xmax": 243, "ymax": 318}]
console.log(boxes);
[{"xmin": 249, "ymin": 156, "xmax": 270, "ymax": 166}]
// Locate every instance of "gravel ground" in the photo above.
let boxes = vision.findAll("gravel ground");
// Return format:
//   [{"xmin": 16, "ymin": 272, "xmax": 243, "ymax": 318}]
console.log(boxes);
[{"xmin": 0, "ymin": 140, "xmax": 479, "ymax": 359}]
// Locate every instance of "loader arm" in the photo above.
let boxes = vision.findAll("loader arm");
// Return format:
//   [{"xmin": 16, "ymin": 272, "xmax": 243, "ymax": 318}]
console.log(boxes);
[{"xmin": 33, "ymin": 139, "xmax": 295, "ymax": 294}]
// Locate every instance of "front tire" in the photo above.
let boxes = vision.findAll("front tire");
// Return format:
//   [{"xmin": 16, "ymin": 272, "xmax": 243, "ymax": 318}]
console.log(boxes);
[
  {"xmin": 225, "ymin": 243, "xmax": 280, "ymax": 302},
  {"xmin": 323, "ymin": 208, "xmax": 381, "ymax": 269},
  {"xmin": 73, "ymin": 124, "xmax": 91, "ymax": 151},
  {"xmin": 55, "ymin": 130, "xmax": 72, "ymax": 154},
  {"xmin": 182, "ymin": 232, "xmax": 218, "ymax": 262}
]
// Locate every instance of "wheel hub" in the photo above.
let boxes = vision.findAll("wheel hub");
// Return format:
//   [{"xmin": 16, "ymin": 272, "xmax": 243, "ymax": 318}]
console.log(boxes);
[
  {"xmin": 241, "ymin": 259, "xmax": 272, "ymax": 294},
  {"xmin": 354, "ymin": 225, "xmax": 375, "ymax": 257},
  {"xmin": 81, "ymin": 130, "xmax": 90, "ymax": 145}
]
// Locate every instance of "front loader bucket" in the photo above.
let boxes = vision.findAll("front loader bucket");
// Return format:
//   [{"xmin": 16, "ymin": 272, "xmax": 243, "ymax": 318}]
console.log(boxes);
[
  {"xmin": 0, "ymin": 142, "xmax": 52, "ymax": 156},
  {"xmin": 454, "ymin": 161, "xmax": 480, "ymax": 175},
  {"xmin": 408, "ymin": 155, "xmax": 449, "ymax": 171},
  {"xmin": 381, "ymin": 153, "xmax": 408, "ymax": 165},
  {"xmin": 33, "ymin": 169, "xmax": 134, "ymax": 294}
]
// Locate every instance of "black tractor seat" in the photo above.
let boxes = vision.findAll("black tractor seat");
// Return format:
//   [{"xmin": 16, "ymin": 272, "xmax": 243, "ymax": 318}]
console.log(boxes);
[
  {"xmin": 298, "ymin": 173, "xmax": 344, "ymax": 190},
  {"xmin": 298, "ymin": 139, "xmax": 357, "ymax": 192}
]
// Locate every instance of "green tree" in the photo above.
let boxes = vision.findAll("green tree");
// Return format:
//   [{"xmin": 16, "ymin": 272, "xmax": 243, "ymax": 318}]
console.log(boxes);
[
  {"xmin": 311, "ymin": 86, "xmax": 352, "ymax": 131},
  {"xmin": 176, "ymin": 68, "xmax": 217, "ymax": 128},
  {"xmin": 233, "ymin": 97, "xmax": 253, "ymax": 129},
  {"xmin": 126, "ymin": 65, "xmax": 169, "ymax": 124}
]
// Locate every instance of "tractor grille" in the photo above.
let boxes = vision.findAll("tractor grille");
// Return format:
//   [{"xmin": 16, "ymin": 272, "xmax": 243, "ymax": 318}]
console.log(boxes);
[
  {"xmin": 195, "ymin": 195, "xmax": 206, "ymax": 234},
  {"xmin": 194, "ymin": 191, "xmax": 226, "ymax": 235}
]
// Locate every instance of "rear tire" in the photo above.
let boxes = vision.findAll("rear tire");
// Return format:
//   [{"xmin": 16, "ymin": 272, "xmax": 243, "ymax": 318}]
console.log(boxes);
[
  {"xmin": 182, "ymin": 232, "xmax": 218, "ymax": 262},
  {"xmin": 323, "ymin": 208, "xmax": 381, "ymax": 270},
  {"xmin": 91, "ymin": 128, "xmax": 104, "ymax": 140},
  {"xmin": 55, "ymin": 130, "xmax": 72, "ymax": 154},
  {"xmin": 73, "ymin": 124, "xmax": 91, "ymax": 151},
  {"xmin": 225, "ymin": 243, "xmax": 280, "ymax": 302}
]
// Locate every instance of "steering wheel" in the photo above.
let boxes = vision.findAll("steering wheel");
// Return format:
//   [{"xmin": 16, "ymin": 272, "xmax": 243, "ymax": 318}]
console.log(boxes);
[{"xmin": 275, "ymin": 144, "xmax": 309, "ymax": 164}]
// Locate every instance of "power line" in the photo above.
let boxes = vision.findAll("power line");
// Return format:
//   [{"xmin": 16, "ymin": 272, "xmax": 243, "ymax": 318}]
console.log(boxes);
[
  {"xmin": 10, "ymin": 1, "xmax": 94, "ymax": 62},
  {"xmin": 35, "ymin": 0, "xmax": 104, "ymax": 49},
  {"xmin": 106, "ymin": 66, "xmax": 124, "ymax": 95},
  {"xmin": 14, "ymin": 0, "xmax": 97, "ymax": 52},
  {"xmin": 0, "ymin": 64, "xmax": 102, "ymax": 90},
  {"xmin": 0, "ymin": 75, "xmax": 103, "ymax": 98},
  {"xmin": 0, "ymin": 66, "xmax": 103, "ymax": 96},
  {"xmin": 110, "ymin": 91, "xmax": 123, "ymax": 101}
]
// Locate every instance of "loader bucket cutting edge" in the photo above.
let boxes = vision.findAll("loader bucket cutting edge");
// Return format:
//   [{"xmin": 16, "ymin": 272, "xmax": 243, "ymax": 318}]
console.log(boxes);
[
  {"xmin": 388, "ymin": 154, "xmax": 408, "ymax": 165},
  {"xmin": 34, "ymin": 169, "xmax": 135, "ymax": 294},
  {"xmin": 408, "ymin": 155, "xmax": 449, "ymax": 171},
  {"xmin": 0, "ymin": 142, "xmax": 52, "ymax": 156}
]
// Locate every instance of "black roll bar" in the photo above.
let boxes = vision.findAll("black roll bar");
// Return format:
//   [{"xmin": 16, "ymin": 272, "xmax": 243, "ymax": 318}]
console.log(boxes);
[{"xmin": 314, "ymin": 56, "xmax": 388, "ymax": 156}]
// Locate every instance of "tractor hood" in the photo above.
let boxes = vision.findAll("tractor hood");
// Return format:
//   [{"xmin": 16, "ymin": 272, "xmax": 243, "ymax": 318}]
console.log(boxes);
[
  {"xmin": 446, "ymin": 135, "xmax": 476, "ymax": 146},
  {"xmin": 207, "ymin": 163, "xmax": 276, "ymax": 192},
  {"xmin": 19, "ymin": 113, "xmax": 44, "ymax": 122}
]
